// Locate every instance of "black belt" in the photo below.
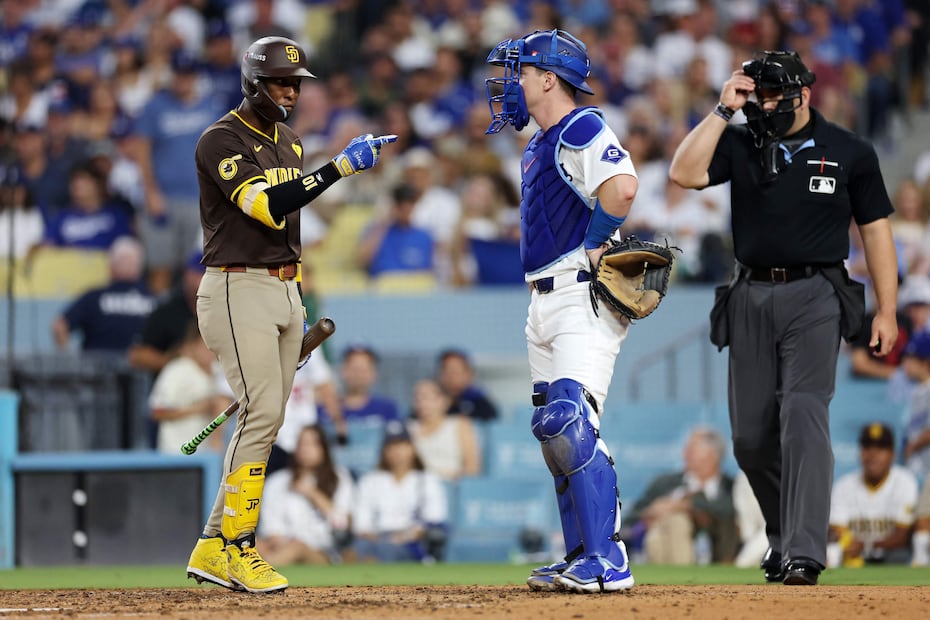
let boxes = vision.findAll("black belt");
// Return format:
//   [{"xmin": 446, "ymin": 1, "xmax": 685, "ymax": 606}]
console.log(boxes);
[
  {"xmin": 742, "ymin": 263, "xmax": 839, "ymax": 283},
  {"xmin": 532, "ymin": 270, "xmax": 591, "ymax": 293}
]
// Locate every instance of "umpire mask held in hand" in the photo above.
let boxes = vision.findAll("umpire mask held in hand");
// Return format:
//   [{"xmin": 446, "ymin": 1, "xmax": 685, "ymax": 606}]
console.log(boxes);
[
  {"xmin": 741, "ymin": 51, "xmax": 815, "ymax": 148},
  {"xmin": 485, "ymin": 29, "xmax": 593, "ymax": 134}
]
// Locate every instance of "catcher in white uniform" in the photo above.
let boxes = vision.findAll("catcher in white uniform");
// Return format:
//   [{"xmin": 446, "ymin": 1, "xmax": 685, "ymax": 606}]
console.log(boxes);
[
  {"xmin": 828, "ymin": 423, "xmax": 919, "ymax": 566},
  {"xmin": 484, "ymin": 28, "xmax": 642, "ymax": 594}
]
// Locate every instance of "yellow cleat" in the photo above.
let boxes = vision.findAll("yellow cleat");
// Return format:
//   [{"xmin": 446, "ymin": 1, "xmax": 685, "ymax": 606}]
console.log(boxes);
[
  {"xmin": 186, "ymin": 536, "xmax": 240, "ymax": 591},
  {"xmin": 227, "ymin": 538, "xmax": 288, "ymax": 593}
]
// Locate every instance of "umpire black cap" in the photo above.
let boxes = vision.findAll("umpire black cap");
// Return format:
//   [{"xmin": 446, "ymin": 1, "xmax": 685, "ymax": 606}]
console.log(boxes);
[{"xmin": 241, "ymin": 36, "xmax": 315, "ymax": 122}]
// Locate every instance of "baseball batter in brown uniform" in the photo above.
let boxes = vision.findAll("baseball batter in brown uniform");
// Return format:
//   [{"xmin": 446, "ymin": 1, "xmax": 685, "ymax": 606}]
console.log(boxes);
[{"xmin": 185, "ymin": 36, "xmax": 395, "ymax": 593}]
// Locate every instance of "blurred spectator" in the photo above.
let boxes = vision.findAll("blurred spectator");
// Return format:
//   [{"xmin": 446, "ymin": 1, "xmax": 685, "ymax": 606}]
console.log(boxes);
[
  {"xmin": 401, "ymin": 147, "xmax": 462, "ymax": 257},
  {"xmin": 732, "ymin": 469, "xmax": 768, "ymax": 569},
  {"xmin": 51, "ymin": 236, "xmax": 154, "ymax": 353},
  {"xmin": 0, "ymin": 60, "xmax": 48, "ymax": 128},
  {"xmin": 902, "ymin": 330, "xmax": 930, "ymax": 483},
  {"xmin": 148, "ymin": 320, "xmax": 232, "ymax": 455},
  {"xmin": 352, "ymin": 421, "xmax": 448, "ymax": 563},
  {"xmin": 0, "ymin": 1, "xmax": 32, "ymax": 67},
  {"xmin": 16, "ymin": 103, "xmax": 89, "ymax": 221},
  {"xmin": 913, "ymin": 478, "xmax": 930, "ymax": 566},
  {"xmin": 268, "ymin": 350, "xmax": 345, "ymax": 476},
  {"xmin": 408, "ymin": 378, "xmax": 482, "ymax": 482},
  {"xmin": 55, "ymin": 5, "xmax": 108, "ymax": 107},
  {"xmin": 355, "ymin": 183, "xmax": 434, "ymax": 278},
  {"xmin": 131, "ymin": 49, "xmax": 225, "ymax": 294},
  {"xmin": 832, "ymin": 0, "xmax": 897, "ymax": 142},
  {"xmin": 0, "ymin": 165, "xmax": 44, "ymax": 260},
  {"xmin": 128, "ymin": 250, "xmax": 205, "ymax": 376},
  {"xmin": 881, "ymin": 276, "xmax": 930, "ymax": 404},
  {"xmin": 72, "ymin": 82, "xmax": 123, "ymax": 144},
  {"xmin": 625, "ymin": 427, "xmax": 738, "ymax": 564},
  {"xmin": 201, "ymin": 19, "xmax": 242, "ymax": 112},
  {"xmin": 257, "ymin": 425, "xmax": 355, "ymax": 565},
  {"xmin": 436, "ymin": 348, "xmax": 499, "ymax": 422},
  {"xmin": 108, "ymin": 35, "xmax": 155, "ymax": 119},
  {"xmin": 320, "ymin": 344, "xmax": 401, "ymax": 428},
  {"xmin": 889, "ymin": 178, "xmax": 929, "ymax": 276},
  {"xmin": 42, "ymin": 163, "xmax": 134, "ymax": 250},
  {"xmin": 228, "ymin": 0, "xmax": 305, "ymax": 56},
  {"xmin": 448, "ymin": 171, "xmax": 520, "ymax": 287},
  {"xmin": 828, "ymin": 423, "xmax": 918, "ymax": 566}
]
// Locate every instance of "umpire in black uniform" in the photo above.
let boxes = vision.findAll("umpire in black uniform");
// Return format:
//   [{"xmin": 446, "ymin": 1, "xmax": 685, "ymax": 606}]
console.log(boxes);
[{"xmin": 669, "ymin": 51, "xmax": 899, "ymax": 585}]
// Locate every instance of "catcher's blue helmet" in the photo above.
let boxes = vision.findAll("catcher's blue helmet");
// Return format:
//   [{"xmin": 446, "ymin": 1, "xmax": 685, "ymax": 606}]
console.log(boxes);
[{"xmin": 485, "ymin": 29, "xmax": 593, "ymax": 134}]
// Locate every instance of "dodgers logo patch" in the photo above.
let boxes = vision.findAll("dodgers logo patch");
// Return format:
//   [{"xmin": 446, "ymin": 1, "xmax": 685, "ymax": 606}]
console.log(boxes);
[
  {"xmin": 601, "ymin": 145, "xmax": 626, "ymax": 164},
  {"xmin": 809, "ymin": 176, "xmax": 835, "ymax": 194}
]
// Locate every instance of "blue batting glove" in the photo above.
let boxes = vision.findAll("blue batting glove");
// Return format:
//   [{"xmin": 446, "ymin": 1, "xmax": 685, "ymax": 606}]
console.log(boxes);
[{"xmin": 332, "ymin": 133, "xmax": 398, "ymax": 177}]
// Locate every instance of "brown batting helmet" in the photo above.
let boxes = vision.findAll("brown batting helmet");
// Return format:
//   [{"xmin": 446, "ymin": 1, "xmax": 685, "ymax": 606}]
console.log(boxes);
[{"xmin": 241, "ymin": 36, "xmax": 315, "ymax": 122}]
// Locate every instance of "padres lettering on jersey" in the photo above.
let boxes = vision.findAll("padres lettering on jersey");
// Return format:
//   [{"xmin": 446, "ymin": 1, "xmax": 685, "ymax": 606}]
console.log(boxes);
[
  {"xmin": 829, "ymin": 465, "xmax": 918, "ymax": 548},
  {"xmin": 196, "ymin": 112, "xmax": 304, "ymax": 266}
]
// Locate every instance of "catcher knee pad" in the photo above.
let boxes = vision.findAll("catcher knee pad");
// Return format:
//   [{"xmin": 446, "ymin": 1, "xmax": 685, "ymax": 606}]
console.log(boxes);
[
  {"xmin": 531, "ymin": 378, "xmax": 599, "ymax": 476},
  {"xmin": 221, "ymin": 462, "xmax": 266, "ymax": 542}
]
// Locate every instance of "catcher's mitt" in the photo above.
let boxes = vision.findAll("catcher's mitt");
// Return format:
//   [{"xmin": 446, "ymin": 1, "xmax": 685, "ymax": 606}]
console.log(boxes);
[{"xmin": 592, "ymin": 235, "xmax": 677, "ymax": 320}]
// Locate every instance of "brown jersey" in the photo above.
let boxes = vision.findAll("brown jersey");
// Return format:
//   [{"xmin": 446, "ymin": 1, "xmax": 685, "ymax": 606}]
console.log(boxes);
[{"xmin": 196, "ymin": 111, "xmax": 303, "ymax": 266}]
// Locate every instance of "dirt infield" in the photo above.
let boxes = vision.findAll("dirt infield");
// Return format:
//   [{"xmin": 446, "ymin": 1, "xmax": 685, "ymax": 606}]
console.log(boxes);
[{"xmin": 1, "ymin": 585, "xmax": 928, "ymax": 619}]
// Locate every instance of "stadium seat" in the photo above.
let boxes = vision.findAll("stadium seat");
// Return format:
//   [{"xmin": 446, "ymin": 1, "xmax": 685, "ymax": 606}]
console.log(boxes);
[
  {"xmin": 469, "ymin": 238, "xmax": 524, "ymax": 286},
  {"xmin": 444, "ymin": 477, "xmax": 556, "ymax": 563},
  {"xmin": 330, "ymin": 423, "xmax": 385, "ymax": 478},
  {"xmin": 12, "ymin": 248, "xmax": 109, "ymax": 299}
]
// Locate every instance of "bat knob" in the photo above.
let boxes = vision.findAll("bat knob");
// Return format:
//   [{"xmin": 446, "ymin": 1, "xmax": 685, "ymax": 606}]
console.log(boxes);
[{"xmin": 181, "ymin": 444, "xmax": 197, "ymax": 455}]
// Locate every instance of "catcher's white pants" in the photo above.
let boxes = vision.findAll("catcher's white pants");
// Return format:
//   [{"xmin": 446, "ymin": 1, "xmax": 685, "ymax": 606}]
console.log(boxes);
[{"xmin": 525, "ymin": 280, "xmax": 629, "ymax": 412}]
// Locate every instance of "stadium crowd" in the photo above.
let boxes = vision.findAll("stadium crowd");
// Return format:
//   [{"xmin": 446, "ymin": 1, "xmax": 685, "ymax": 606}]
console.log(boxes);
[{"xmin": 3, "ymin": 0, "xmax": 930, "ymax": 568}]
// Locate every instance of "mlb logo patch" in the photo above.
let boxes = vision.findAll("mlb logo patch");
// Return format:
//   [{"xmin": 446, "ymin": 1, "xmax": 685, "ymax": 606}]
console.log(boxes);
[
  {"xmin": 809, "ymin": 176, "xmax": 835, "ymax": 194},
  {"xmin": 601, "ymin": 145, "xmax": 627, "ymax": 164}
]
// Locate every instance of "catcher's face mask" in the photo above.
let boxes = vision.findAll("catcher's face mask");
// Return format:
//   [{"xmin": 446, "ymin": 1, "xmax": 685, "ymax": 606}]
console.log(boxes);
[
  {"xmin": 484, "ymin": 29, "xmax": 593, "ymax": 134},
  {"xmin": 740, "ymin": 51, "xmax": 815, "ymax": 148}
]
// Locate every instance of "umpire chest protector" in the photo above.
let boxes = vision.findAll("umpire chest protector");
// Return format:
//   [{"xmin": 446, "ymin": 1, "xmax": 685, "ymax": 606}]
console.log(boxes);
[
  {"xmin": 710, "ymin": 108, "xmax": 893, "ymax": 267},
  {"xmin": 521, "ymin": 107, "xmax": 603, "ymax": 273}
]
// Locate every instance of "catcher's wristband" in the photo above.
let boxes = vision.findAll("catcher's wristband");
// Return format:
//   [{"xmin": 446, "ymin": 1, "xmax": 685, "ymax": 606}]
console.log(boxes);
[
  {"xmin": 266, "ymin": 162, "xmax": 343, "ymax": 221},
  {"xmin": 584, "ymin": 204, "xmax": 626, "ymax": 250},
  {"xmin": 713, "ymin": 102, "xmax": 735, "ymax": 122}
]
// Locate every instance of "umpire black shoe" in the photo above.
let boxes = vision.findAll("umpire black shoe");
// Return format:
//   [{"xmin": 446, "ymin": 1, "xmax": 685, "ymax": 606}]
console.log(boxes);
[
  {"xmin": 783, "ymin": 559, "xmax": 821, "ymax": 586},
  {"xmin": 760, "ymin": 548, "xmax": 784, "ymax": 583}
]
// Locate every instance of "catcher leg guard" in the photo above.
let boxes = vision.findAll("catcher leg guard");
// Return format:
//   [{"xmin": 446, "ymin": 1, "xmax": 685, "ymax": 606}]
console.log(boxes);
[
  {"xmin": 533, "ymin": 379, "xmax": 634, "ymax": 594},
  {"xmin": 528, "ymin": 383, "xmax": 584, "ymax": 591},
  {"xmin": 186, "ymin": 534, "xmax": 241, "ymax": 591}
]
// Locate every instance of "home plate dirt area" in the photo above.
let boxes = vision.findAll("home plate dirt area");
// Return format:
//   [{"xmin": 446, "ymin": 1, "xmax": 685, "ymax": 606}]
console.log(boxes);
[{"xmin": 0, "ymin": 585, "xmax": 927, "ymax": 619}]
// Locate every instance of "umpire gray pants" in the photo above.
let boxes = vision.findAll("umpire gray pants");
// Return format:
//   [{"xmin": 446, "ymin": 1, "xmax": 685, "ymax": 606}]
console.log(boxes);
[{"xmin": 726, "ymin": 272, "xmax": 840, "ymax": 569}]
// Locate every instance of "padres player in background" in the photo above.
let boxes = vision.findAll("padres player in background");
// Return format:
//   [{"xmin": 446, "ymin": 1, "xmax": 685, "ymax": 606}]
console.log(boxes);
[
  {"xmin": 669, "ymin": 51, "xmax": 898, "ymax": 585},
  {"xmin": 185, "ymin": 36, "xmax": 395, "ymax": 593},
  {"xmin": 485, "ymin": 29, "xmax": 637, "ymax": 593}
]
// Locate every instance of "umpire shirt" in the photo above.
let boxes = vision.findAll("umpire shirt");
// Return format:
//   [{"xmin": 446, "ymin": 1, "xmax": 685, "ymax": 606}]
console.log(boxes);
[{"xmin": 707, "ymin": 108, "xmax": 893, "ymax": 267}]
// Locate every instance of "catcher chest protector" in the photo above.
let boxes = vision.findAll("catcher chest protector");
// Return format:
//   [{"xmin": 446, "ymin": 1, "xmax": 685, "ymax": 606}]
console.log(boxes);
[
  {"xmin": 521, "ymin": 108, "xmax": 602, "ymax": 273},
  {"xmin": 241, "ymin": 36, "xmax": 315, "ymax": 122}
]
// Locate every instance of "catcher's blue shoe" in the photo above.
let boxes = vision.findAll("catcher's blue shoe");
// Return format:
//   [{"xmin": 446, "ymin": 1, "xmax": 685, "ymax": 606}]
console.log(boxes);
[
  {"xmin": 555, "ymin": 542, "xmax": 635, "ymax": 594},
  {"xmin": 526, "ymin": 560, "xmax": 568, "ymax": 591}
]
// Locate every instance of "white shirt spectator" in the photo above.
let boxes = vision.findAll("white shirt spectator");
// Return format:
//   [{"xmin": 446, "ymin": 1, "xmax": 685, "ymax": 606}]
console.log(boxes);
[
  {"xmin": 276, "ymin": 352, "xmax": 334, "ymax": 454},
  {"xmin": 353, "ymin": 469, "xmax": 448, "ymax": 535},
  {"xmin": 258, "ymin": 465, "xmax": 355, "ymax": 552}
]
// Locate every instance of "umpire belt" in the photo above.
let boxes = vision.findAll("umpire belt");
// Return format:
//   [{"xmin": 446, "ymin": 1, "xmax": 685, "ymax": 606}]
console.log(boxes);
[
  {"xmin": 216, "ymin": 263, "xmax": 299, "ymax": 280},
  {"xmin": 741, "ymin": 263, "xmax": 840, "ymax": 284},
  {"xmin": 531, "ymin": 270, "xmax": 591, "ymax": 294}
]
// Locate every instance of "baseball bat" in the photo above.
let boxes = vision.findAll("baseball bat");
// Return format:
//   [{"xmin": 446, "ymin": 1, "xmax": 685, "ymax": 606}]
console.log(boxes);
[{"xmin": 180, "ymin": 316, "xmax": 337, "ymax": 455}]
